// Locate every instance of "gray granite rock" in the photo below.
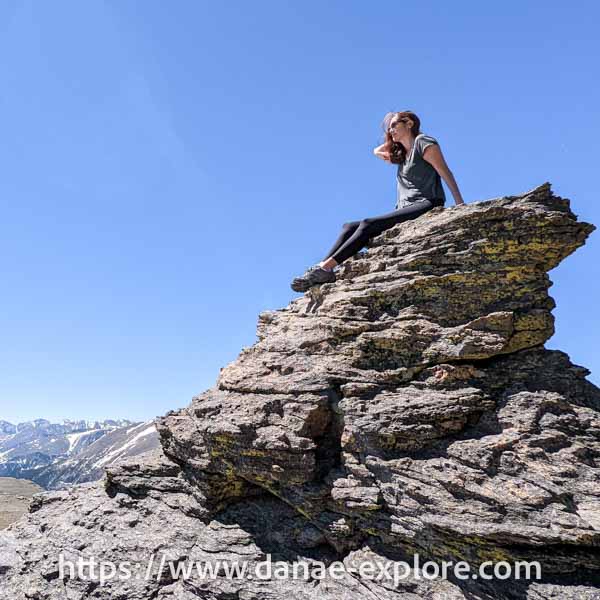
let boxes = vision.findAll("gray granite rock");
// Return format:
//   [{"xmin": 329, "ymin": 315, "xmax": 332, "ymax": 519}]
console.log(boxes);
[{"xmin": 2, "ymin": 183, "xmax": 600, "ymax": 599}]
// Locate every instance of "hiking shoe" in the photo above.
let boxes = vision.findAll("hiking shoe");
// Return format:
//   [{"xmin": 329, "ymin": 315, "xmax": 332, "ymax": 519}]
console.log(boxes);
[{"xmin": 291, "ymin": 265, "xmax": 336, "ymax": 292}]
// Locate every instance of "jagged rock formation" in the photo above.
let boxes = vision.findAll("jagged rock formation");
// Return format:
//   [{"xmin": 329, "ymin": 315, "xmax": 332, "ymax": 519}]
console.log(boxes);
[{"xmin": 1, "ymin": 183, "xmax": 599, "ymax": 599}]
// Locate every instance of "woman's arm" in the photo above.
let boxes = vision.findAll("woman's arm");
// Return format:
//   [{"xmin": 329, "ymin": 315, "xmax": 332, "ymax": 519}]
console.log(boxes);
[
  {"xmin": 373, "ymin": 143, "xmax": 392, "ymax": 162},
  {"xmin": 422, "ymin": 145, "xmax": 466, "ymax": 205}
]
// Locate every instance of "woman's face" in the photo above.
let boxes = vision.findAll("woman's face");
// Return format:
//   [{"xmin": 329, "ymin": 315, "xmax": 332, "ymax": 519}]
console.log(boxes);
[{"xmin": 388, "ymin": 117, "xmax": 412, "ymax": 142}]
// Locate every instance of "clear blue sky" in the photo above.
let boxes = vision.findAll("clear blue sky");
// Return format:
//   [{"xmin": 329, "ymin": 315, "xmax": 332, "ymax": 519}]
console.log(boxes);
[{"xmin": 1, "ymin": 1, "xmax": 598, "ymax": 424}]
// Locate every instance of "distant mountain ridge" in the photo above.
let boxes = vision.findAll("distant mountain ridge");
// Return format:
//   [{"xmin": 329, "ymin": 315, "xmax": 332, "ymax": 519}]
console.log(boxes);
[
  {"xmin": 0, "ymin": 418, "xmax": 133, "ymax": 435},
  {"xmin": 0, "ymin": 418, "xmax": 159, "ymax": 490}
]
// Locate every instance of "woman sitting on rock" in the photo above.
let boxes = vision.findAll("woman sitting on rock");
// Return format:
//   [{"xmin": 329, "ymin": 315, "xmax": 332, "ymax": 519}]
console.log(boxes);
[{"xmin": 291, "ymin": 110, "xmax": 466, "ymax": 292}]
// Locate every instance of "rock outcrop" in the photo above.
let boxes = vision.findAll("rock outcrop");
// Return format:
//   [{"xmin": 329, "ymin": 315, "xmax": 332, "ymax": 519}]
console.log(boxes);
[{"xmin": 2, "ymin": 182, "xmax": 599, "ymax": 599}]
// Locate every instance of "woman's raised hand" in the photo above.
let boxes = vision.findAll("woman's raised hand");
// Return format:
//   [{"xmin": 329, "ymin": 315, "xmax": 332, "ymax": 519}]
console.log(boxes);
[{"xmin": 373, "ymin": 142, "xmax": 392, "ymax": 162}]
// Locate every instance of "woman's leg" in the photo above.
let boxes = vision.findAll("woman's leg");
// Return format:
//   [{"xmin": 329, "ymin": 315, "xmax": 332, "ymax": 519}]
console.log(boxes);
[
  {"xmin": 328, "ymin": 199, "xmax": 434, "ymax": 265},
  {"xmin": 321, "ymin": 220, "xmax": 361, "ymax": 262}
]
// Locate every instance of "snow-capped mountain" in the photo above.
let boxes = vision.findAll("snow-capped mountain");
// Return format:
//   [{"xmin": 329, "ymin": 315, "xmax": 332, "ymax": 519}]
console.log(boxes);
[{"xmin": 0, "ymin": 418, "xmax": 159, "ymax": 490}]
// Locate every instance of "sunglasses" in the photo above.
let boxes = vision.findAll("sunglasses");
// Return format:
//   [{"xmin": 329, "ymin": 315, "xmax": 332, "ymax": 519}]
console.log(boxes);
[{"xmin": 388, "ymin": 119, "xmax": 407, "ymax": 131}]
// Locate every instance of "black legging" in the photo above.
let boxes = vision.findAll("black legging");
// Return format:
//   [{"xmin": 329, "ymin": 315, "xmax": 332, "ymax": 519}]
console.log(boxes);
[{"xmin": 323, "ymin": 198, "xmax": 444, "ymax": 265}]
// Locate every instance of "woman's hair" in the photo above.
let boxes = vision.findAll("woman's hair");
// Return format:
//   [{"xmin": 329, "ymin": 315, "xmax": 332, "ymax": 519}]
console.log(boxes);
[{"xmin": 381, "ymin": 111, "xmax": 421, "ymax": 164}]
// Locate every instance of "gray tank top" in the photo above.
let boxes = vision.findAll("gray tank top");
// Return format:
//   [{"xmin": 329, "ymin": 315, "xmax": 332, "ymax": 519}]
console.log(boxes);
[{"xmin": 396, "ymin": 133, "xmax": 446, "ymax": 209}]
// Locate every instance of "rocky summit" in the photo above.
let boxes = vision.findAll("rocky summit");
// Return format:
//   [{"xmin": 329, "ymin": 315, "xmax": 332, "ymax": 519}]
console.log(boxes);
[{"xmin": 2, "ymin": 182, "xmax": 599, "ymax": 599}]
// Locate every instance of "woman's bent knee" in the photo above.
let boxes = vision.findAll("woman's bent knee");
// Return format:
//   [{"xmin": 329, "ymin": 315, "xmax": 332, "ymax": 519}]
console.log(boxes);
[{"xmin": 342, "ymin": 220, "xmax": 360, "ymax": 230}]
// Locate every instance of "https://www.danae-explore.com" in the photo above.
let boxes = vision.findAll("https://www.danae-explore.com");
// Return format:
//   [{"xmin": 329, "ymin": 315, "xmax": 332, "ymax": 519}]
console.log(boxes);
[{"xmin": 57, "ymin": 551, "xmax": 543, "ymax": 587}]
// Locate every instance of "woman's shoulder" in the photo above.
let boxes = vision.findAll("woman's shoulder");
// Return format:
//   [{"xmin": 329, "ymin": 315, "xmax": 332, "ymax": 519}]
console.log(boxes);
[
  {"xmin": 416, "ymin": 133, "xmax": 440, "ymax": 155},
  {"xmin": 417, "ymin": 132, "xmax": 439, "ymax": 144}
]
